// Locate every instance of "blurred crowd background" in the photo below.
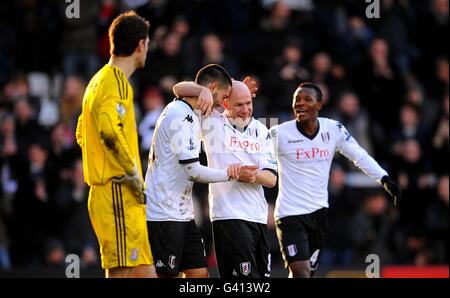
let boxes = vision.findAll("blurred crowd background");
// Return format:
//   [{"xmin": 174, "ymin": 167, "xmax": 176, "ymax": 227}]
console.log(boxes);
[{"xmin": 0, "ymin": 0, "xmax": 448, "ymax": 277}]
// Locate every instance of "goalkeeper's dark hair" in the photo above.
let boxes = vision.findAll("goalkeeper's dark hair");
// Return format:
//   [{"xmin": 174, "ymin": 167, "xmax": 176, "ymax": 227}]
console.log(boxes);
[
  {"xmin": 109, "ymin": 11, "xmax": 150, "ymax": 56},
  {"xmin": 299, "ymin": 82, "xmax": 323, "ymax": 102},
  {"xmin": 195, "ymin": 64, "xmax": 232, "ymax": 89}
]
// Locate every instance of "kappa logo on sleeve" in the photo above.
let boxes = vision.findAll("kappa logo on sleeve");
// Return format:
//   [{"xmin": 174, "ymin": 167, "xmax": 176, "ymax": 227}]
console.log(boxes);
[
  {"xmin": 344, "ymin": 130, "xmax": 352, "ymax": 141},
  {"xmin": 184, "ymin": 115, "xmax": 193, "ymax": 123}
]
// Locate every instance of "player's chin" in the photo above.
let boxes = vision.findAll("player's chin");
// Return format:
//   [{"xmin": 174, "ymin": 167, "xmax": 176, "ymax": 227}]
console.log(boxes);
[
  {"xmin": 233, "ymin": 117, "xmax": 246, "ymax": 127},
  {"xmin": 238, "ymin": 116, "xmax": 250, "ymax": 126},
  {"xmin": 296, "ymin": 114, "xmax": 307, "ymax": 122}
]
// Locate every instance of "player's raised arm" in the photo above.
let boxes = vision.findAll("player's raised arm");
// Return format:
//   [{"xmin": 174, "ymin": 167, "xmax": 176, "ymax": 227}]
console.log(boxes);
[
  {"xmin": 173, "ymin": 81, "xmax": 213, "ymax": 116},
  {"xmin": 335, "ymin": 121, "xmax": 402, "ymax": 206}
]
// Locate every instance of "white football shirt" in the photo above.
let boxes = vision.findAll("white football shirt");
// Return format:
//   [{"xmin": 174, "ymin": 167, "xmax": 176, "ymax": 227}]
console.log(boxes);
[
  {"xmin": 202, "ymin": 112, "xmax": 277, "ymax": 224},
  {"xmin": 269, "ymin": 118, "xmax": 388, "ymax": 220},
  {"xmin": 145, "ymin": 98, "xmax": 201, "ymax": 221}
]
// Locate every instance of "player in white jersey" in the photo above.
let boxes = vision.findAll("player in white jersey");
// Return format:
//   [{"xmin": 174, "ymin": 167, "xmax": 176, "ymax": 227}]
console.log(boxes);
[
  {"xmin": 174, "ymin": 80, "xmax": 277, "ymax": 277},
  {"xmin": 145, "ymin": 64, "xmax": 243, "ymax": 278},
  {"xmin": 269, "ymin": 82, "xmax": 401, "ymax": 278}
]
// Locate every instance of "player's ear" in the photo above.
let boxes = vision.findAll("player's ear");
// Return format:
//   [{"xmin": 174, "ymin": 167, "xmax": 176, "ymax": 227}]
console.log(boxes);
[
  {"xmin": 138, "ymin": 38, "xmax": 147, "ymax": 52},
  {"xmin": 317, "ymin": 100, "xmax": 323, "ymax": 111},
  {"xmin": 208, "ymin": 82, "xmax": 218, "ymax": 92}
]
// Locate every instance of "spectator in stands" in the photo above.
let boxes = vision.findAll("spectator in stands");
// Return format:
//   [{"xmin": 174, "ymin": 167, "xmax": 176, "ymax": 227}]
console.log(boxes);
[
  {"xmin": 431, "ymin": 92, "xmax": 449, "ymax": 175},
  {"xmin": 11, "ymin": 140, "xmax": 52, "ymax": 266},
  {"xmin": 330, "ymin": 91, "xmax": 374, "ymax": 156},
  {"xmin": 52, "ymin": 159, "xmax": 98, "ymax": 268},
  {"xmin": 200, "ymin": 33, "xmax": 240, "ymax": 78},
  {"xmin": 138, "ymin": 87, "xmax": 164, "ymax": 169},
  {"xmin": 424, "ymin": 174, "xmax": 449, "ymax": 264},
  {"xmin": 355, "ymin": 38, "xmax": 404, "ymax": 132},
  {"xmin": 14, "ymin": 99, "xmax": 46, "ymax": 161},
  {"xmin": 390, "ymin": 103, "xmax": 429, "ymax": 154},
  {"xmin": 321, "ymin": 165, "xmax": 359, "ymax": 268},
  {"xmin": 59, "ymin": 76, "xmax": 85, "ymax": 137},
  {"xmin": 59, "ymin": 1, "xmax": 100, "ymax": 79},
  {"xmin": 349, "ymin": 191, "xmax": 393, "ymax": 263},
  {"xmin": 265, "ymin": 39, "xmax": 309, "ymax": 120},
  {"xmin": 142, "ymin": 32, "xmax": 185, "ymax": 101}
]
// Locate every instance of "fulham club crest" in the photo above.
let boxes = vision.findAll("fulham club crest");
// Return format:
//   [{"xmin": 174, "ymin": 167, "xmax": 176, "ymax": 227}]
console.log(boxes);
[
  {"xmin": 168, "ymin": 255, "xmax": 176, "ymax": 269},
  {"xmin": 287, "ymin": 244, "xmax": 297, "ymax": 257},
  {"xmin": 321, "ymin": 132, "xmax": 330, "ymax": 144},
  {"xmin": 240, "ymin": 262, "xmax": 251, "ymax": 276}
]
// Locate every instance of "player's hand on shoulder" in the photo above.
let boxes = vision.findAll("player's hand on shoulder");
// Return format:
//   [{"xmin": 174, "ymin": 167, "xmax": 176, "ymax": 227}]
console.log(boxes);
[
  {"xmin": 381, "ymin": 175, "xmax": 402, "ymax": 207},
  {"xmin": 243, "ymin": 76, "xmax": 258, "ymax": 98},
  {"xmin": 198, "ymin": 87, "xmax": 213, "ymax": 116},
  {"xmin": 238, "ymin": 165, "xmax": 259, "ymax": 183}
]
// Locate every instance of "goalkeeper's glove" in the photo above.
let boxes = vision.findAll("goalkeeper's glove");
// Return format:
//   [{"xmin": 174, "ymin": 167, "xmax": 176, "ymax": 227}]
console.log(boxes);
[
  {"xmin": 113, "ymin": 167, "xmax": 146, "ymax": 204},
  {"xmin": 381, "ymin": 176, "xmax": 402, "ymax": 206}
]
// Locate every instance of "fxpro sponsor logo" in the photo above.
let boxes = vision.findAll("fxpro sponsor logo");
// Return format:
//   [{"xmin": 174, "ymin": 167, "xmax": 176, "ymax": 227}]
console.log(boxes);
[{"xmin": 296, "ymin": 147, "xmax": 330, "ymax": 161}]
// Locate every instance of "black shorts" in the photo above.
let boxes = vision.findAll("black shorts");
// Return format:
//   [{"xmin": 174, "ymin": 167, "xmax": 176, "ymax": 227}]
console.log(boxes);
[
  {"xmin": 275, "ymin": 208, "xmax": 328, "ymax": 271},
  {"xmin": 212, "ymin": 219, "xmax": 270, "ymax": 278},
  {"xmin": 147, "ymin": 220, "xmax": 207, "ymax": 276}
]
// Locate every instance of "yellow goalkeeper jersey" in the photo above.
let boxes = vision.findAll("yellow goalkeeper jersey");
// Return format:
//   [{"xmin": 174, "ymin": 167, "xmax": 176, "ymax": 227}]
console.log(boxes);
[{"xmin": 76, "ymin": 64, "xmax": 142, "ymax": 186}]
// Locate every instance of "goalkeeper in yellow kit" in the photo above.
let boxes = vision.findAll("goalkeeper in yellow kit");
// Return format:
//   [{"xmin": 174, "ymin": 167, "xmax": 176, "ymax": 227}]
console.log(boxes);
[{"xmin": 75, "ymin": 11, "xmax": 156, "ymax": 278}]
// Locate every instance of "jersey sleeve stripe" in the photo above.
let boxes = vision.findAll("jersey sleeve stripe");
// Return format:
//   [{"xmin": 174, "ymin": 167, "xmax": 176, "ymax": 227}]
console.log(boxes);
[
  {"xmin": 120, "ymin": 71, "xmax": 126, "ymax": 100},
  {"xmin": 120, "ymin": 72, "xmax": 128, "ymax": 99},
  {"xmin": 179, "ymin": 157, "xmax": 200, "ymax": 164}
]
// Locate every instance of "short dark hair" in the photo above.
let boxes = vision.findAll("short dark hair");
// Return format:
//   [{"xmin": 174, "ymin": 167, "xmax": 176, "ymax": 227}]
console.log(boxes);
[
  {"xmin": 109, "ymin": 11, "xmax": 150, "ymax": 56},
  {"xmin": 298, "ymin": 82, "xmax": 323, "ymax": 102},
  {"xmin": 195, "ymin": 64, "xmax": 232, "ymax": 88}
]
